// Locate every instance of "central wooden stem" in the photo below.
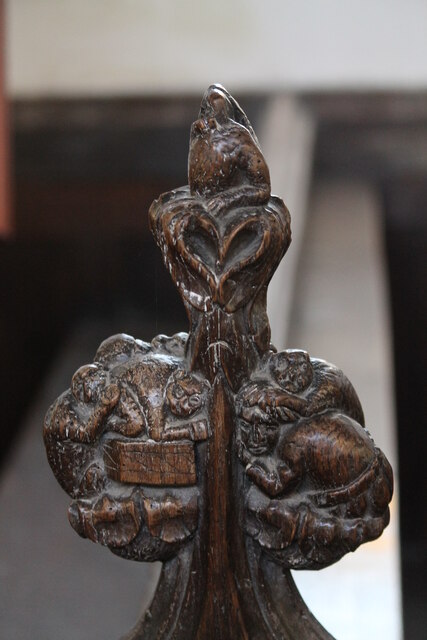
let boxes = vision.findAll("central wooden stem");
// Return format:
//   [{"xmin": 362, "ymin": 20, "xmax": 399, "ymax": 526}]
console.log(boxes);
[
  {"xmin": 196, "ymin": 376, "xmax": 248, "ymax": 638},
  {"xmin": 125, "ymin": 309, "xmax": 334, "ymax": 640},
  {"xmin": 191, "ymin": 310, "xmax": 274, "ymax": 638}
]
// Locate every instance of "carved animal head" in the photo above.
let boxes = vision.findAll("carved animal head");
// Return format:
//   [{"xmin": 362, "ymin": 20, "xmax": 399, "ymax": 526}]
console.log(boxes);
[
  {"xmin": 71, "ymin": 364, "xmax": 107, "ymax": 403},
  {"xmin": 95, "ymin": 333, "xmax": 150, "ymax": 366},
  {"xmin": 191, "ymin": 83, "xmax": 260, "ymax": 145},
  {"xmin": 270, "ymin": 350, "xmax": 313, "ymax": 394},
  {"xmin": 165, "ymin": 369, "xmax": 208, "ymax": 417}
]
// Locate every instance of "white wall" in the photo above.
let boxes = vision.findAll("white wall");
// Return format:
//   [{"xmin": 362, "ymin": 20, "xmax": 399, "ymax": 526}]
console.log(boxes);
[{"xmin": 6, "ymin": 0, "xmax": 427, "ymax": 97}]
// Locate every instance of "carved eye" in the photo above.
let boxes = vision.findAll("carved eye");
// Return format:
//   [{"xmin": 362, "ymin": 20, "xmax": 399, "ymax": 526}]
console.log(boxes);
[{"xmin": 173, "ymin": 384, "xmax": 185, "ymax": 399}]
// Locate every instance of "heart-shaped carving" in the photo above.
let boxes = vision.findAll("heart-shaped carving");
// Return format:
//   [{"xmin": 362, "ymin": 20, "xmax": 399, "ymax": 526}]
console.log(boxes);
[
  {"xmin": 150, "ymin": 190, "xmax": 291, "ymax": 312},
  {"xmin": 177, "ymin": 212, "xmax": 268, "ymax": 302},
  {"xmin": 175, "ymin": 211, "xmax": 282, "ymax": 313},
  {"xmin": 184, "ymin": 224, "xmax": 218, "ymax": 273},
  {"xmin": 183, "ymin": 219, "xmax": 264, "ymax": 276}
]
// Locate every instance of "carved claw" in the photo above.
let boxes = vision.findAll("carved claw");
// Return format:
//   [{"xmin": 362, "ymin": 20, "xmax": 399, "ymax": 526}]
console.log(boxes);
[
  {"xmin": 206, "ymin": 194, "xmax": 225, "ymax": 214},
  {"xmin": 246, "ymin": 462, "xmax": 297, "ymax": 497}
]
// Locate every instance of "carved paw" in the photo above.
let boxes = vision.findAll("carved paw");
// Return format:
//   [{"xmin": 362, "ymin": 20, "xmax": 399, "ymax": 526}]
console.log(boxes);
[{"xmin": 246, "ymin": 464, "xmax": 286, "ymax": 497}]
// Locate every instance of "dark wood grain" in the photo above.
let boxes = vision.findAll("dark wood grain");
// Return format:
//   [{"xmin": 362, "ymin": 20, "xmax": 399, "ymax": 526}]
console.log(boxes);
[
  {"xmin": 43, "ymin": 84, "xmax": 393, "ymax": 639},
  {"xmin": 104, "ymin": 440, "xmax": 197, "ymax": 486}
]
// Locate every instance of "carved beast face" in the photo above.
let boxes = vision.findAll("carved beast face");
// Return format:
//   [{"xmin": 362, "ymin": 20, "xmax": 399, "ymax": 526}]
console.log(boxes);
[
  {"xmin": 270, "ymin": 350, "xmax": 313, "ymax": 394},
  {"xmin": 165, "ymin": 370, "xmax": 208, "ymax": 417},
  {"xmin": 239, "ymin": 419, "xmax": 280, "ymax": 457}
]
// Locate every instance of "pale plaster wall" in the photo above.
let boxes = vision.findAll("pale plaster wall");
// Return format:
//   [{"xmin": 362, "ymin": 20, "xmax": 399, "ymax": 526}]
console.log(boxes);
[{"xmin": 6, "ymin": 0, "xmax": 427, "ymax": 97}]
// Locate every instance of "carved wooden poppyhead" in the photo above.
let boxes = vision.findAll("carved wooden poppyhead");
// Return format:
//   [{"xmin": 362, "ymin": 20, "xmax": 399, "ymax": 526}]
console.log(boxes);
[{"xmin": 44, "ymin": 86, "xmax": 393, "ymax": 640}]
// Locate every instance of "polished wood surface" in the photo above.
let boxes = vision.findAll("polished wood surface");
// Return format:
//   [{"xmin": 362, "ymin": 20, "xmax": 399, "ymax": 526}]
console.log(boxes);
[{"xmin": 44, "ymin": 85, "xmax": 393, "ymax": 639}]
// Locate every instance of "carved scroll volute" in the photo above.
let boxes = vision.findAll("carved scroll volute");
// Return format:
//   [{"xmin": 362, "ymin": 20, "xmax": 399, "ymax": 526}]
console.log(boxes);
[{"xmin": 43, "ymin": 84, "xmax": 393, "ymax": 640}]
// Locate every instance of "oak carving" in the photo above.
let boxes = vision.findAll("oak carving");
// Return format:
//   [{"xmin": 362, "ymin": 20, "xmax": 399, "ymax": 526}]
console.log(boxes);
[{"xmin": 44, "ymin": 85, "xmax": 393, "ymax": 639}]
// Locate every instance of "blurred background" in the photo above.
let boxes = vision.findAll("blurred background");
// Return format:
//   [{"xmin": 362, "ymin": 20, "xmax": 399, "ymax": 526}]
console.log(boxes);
[{"xmin": 0, "ymin": 1, "xmax": 426, "ymax": 639}]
